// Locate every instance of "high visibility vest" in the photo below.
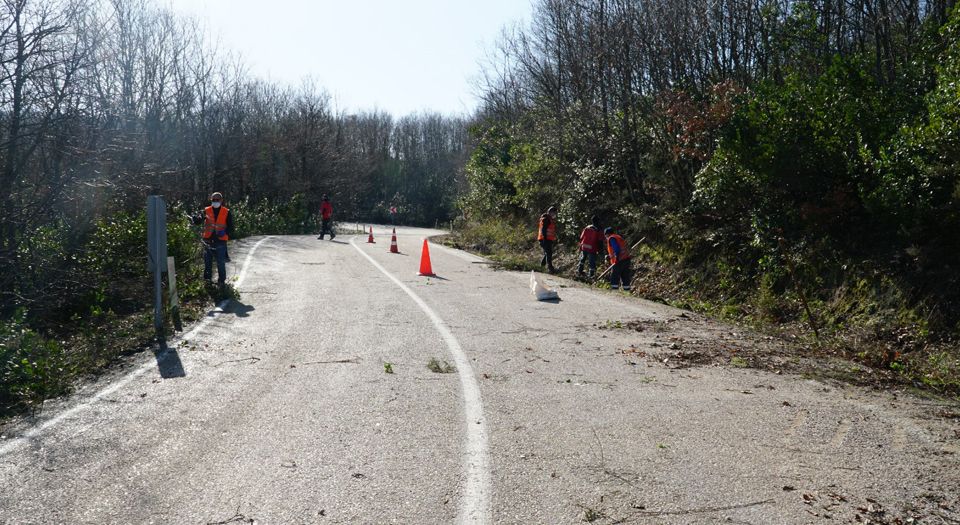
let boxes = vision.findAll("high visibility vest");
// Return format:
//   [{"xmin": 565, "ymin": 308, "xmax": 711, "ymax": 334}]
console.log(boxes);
[
  {"xmin": 606, "ymin": 234, "xmax": 631, "ymax": 264},
  {"xmin": 538, "ymin": 214, "xmax": 557, "ymax": 241},
  {"xmin": 203, "ymin": 206, "xmax": 229, "ymax": 241},
  {"xmin": 580, "ymin": 226, "xmax": 602, "ymax": 253},
  {"xmin": 320, "ymin": 201, "xmax": 333, "ymax": 220}
]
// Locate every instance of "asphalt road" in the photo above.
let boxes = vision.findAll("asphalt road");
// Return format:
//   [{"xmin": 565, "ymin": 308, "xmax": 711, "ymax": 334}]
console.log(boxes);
[{"xmin": 1, "ymin": 227, "xmax": 958, "ymax": 524}]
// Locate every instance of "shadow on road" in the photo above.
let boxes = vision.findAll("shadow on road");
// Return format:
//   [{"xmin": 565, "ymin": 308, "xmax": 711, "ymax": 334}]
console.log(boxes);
[
  {"xmin": 226, "ymin": 301, "xmax": 255, "ymax": 318},
  {"xmin": 154, "ymin": 342, "xmax": 186, "ymax": 379}
]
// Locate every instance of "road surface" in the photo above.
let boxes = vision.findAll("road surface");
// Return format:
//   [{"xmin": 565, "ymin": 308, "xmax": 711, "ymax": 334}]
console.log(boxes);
[{"xmin": 1, "ymin": 227, "xmax": 958, "ymax": 524}]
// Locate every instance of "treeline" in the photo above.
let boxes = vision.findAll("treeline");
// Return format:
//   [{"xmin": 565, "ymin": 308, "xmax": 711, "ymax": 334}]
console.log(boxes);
[
  {"xmin": 464, "ymin": 0, "xmax": 960, "ymax": 382},
  {"xmin": 0, "ymin": 0, "xmax": 468, "ymax": 321}
]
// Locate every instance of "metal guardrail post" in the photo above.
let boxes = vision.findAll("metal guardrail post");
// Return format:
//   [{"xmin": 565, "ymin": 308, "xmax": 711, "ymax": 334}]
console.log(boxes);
[{"xmin": 147, "ymin": 196, "xmax": 168, "ymax": 340}]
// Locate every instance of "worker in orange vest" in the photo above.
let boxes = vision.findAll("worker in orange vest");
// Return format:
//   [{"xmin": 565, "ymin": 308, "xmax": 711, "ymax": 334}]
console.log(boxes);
[
  {"xmin": 318, "ymin": 194, "xmax": 335, "ymax": 240},
  {"xmin": 192, "ymin": 192, "xmax": 234, "ymax": 287},
  {"xmin": 537, "ymin": 206, "xmax": 558, "ymax": 273},
  {"xmin": 604, "ymin": 226, "xmax": 632, "ymax": 291},
  {"xmin": 577, "ymin": 215, "xmax": 603, "ymax": 278}
]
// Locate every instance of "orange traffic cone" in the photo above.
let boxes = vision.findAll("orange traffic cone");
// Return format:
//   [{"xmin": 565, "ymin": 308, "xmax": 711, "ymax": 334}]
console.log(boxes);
[
  {"xmin": 389, "ymin": 228, "xmax": 399, "ymax": 253},
  {"xmin": 367, "ymin": 226, "xmax": 375, "ymax": 243},
  {"xmin": 417, "ymin": 239, "xmax": 436, "ymax": 276}
]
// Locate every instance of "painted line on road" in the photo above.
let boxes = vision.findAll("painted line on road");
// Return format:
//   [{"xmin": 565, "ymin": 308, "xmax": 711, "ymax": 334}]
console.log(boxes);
[
  {"xmin": 0, "ymin": 236, "xmax": 274, "ymax": 458},
  {"xmin": 430, "ymin": 241, "xmax": 489, "ymax": 263},
  {"xmin": 351, "ymin": 237, "xmax": 490, "ymax": 525}
]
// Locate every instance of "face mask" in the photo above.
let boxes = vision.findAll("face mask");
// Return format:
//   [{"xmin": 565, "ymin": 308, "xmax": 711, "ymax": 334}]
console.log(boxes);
[{"xmin": 212, "ymin": 202, "xmax": 221, "ymax": 208}]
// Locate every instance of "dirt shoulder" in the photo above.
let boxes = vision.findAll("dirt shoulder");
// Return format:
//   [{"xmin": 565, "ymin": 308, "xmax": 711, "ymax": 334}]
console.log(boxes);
[
  {"xmin": 438, "ymin": 231, "xmax": 960, "ymax": 402},
  {"xmin": 565, "ymin": 304, "xmax": 960, "ymax": 523}
]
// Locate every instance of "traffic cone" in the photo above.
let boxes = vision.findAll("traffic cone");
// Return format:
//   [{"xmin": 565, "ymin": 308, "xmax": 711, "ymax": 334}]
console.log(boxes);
[
  {"xmin": 389, "ymin": 228, "xmax": 399, "ymax": 253},
  {"xmin": 367, "ymin": 226, "xmax": 375, "ymax": 243},
  {"xmin": 417, "ymin": 239, "xmax": 436, "ymax": 276}
]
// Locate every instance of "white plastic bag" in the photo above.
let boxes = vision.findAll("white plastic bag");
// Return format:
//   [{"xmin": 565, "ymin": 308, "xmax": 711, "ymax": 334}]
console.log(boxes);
[{"xmin": 530, "ymin": 271, "xmax": 560, "ymax": 301}]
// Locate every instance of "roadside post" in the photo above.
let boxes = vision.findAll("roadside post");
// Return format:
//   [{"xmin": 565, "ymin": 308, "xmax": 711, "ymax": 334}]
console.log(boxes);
[
  {"xmin": 147, "ymin": 195, "xmax": 168, "ymax": 340},
  {"xmin": 167, "ymin": 256, "xmax": 182, "ymax": 332}
]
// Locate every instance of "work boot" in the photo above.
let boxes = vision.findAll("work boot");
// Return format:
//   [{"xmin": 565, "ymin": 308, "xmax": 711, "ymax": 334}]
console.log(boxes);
[{"xmin": 330, "ymin": 233, "xmax": 336, "ymax": 240}]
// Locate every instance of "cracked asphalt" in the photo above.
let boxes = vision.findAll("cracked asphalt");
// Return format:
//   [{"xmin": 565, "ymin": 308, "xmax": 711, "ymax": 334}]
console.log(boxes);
[{"xmin": 0, "ymin": 226, "xmax": 958, "ymax": 524}]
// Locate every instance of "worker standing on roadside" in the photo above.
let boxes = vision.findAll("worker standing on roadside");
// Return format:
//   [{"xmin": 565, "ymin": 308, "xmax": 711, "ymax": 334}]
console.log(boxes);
[
  {"xmin": 193, "ymin": 192, "xmax": 234, "ymax": 287},
  {"xmin": 577, "ymin": 215, "xmax": 603, "ymax": 278},
  {"xmin": 318, "ymin": 194, "xmax": 335, "ymax": 240},
  {"xmin": 604, "ymin": 226, "xmax": 632, "ymax": 291},
  {"xmin": 538, "ymin": 206, "xmax": 558, "ymax": 274}
]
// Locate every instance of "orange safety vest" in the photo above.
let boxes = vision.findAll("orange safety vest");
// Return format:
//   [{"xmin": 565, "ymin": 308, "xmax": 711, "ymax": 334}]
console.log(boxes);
[
  {"xmin": 203, "ymin": 206, "xmax": 229, "ymax": 241},
  {"xmin": 606, "ymin": 234, "xmax": 630, "ymax": 264},
  {"xmin": 537, "ymin": 214, "xmax": 557, "ymax": 241}
]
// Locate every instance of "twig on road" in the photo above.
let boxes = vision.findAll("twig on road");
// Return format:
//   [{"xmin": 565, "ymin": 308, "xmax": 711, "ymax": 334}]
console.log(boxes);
[
  {"xmin": 301, "ymin": 358, "xmax": 359, "ymax": 365},
  {"xmin": 213, "ymin": 357, "xmax": 261, "ymax": 367},
  {"xmin": 588, "ymin": 428, "xmax": 642, "ymax": 489},
  {"xmin": 592, "ymin": 427, "xmax": 606, "ymax": 466},
  {"xmin": 627, "ymin": 499, "xmax": 775, "ymax": 518},
  {"xmin": 206, "ymin": 505, "xmax": 256, "ymax": 524}
]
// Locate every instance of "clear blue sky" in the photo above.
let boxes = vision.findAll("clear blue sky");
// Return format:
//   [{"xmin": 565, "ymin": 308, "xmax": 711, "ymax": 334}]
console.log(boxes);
[{"xmin": 164, "ymin": 0, "xmax": 531, "ymax": 116}]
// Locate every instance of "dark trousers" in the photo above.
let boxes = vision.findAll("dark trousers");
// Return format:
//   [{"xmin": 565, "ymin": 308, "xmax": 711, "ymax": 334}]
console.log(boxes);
[
  {"xmin": 539, "ymin": 240, "xmax": 555, "ymax": 272},
  {"xmin": 319, "ymin": 218, "xmax": 334, "ymax": 239},
  {"xmin": 610, "ymin": 258, "xmax": 632, "ymax": 290},
  {"xmin": 204, "ymin": 240, "xmax": 228, "ymax": 284},
  {"xmin": 577, "ymin": 251, "xmax": 597, "ymax": 277}
]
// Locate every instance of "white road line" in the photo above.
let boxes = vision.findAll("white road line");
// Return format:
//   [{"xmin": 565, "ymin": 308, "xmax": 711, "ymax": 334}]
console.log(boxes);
[
  {"xmin": 0, "ymin": 236, "xmax": 273, "ymax": 457},
  {"xmin": 430, "ymin": 241, "xmax": 489, "ymax": 263},
  {"xmin": 351, "ymin": 236, "xmax": 491, "ymax": 525}
]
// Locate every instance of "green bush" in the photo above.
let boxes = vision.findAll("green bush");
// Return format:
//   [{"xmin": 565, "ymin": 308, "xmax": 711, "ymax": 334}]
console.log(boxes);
[
  {"xmin": 0, "ymin": 310, "xmax": 71, "ymax": 413},
  {"xmin": 452, "ymin": 218, "xmax": 536, "ymax": 255},
  {"xmin": 76, "ymin": 210, "xmax": 152, "ymax": 319},
  {"xmin": 230, "ymin": 193, "xmax": 319, "ymax": 237},
  {"xmin": 13, "ymin": 222, "xmax": 72, "ymax": 321}
]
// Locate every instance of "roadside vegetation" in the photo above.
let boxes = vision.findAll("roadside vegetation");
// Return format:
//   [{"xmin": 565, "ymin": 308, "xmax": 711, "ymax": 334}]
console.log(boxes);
[
  {"xmin": 0, "ymin": 198, "xmax": 318, "ymax": 417},
  {"xmin": 455, "ymin": 0, "xmax": 960, "ymax": 397}
]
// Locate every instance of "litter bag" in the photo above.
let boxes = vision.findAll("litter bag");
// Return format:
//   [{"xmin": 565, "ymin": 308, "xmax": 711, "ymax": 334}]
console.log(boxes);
[{"xmin": 530, "ymin": 271, "xmax": 560, "ymax": 301}]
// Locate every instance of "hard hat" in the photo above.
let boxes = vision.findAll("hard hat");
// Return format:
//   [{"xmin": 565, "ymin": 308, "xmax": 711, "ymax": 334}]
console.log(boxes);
[{"xmin": 211, "ymin": 192, "xmax": 223, "ymax": 201}]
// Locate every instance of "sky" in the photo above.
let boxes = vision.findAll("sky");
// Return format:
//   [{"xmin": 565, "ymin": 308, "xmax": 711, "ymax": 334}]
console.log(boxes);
[{"xmin": 164, "ymin": 0, "xmax": 532, "ymax": 117}]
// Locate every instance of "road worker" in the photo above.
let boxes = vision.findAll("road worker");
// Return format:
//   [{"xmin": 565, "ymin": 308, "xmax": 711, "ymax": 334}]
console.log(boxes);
[
  {"xmin": 577, "ymin": 215, "xmax": 603, "ymax": 278},
  {"xmin": 538, "ymin": 206, "xmax": 558, "ymax": 274},
  {"xmin": 318, "ymin": 194, "xmax": 335, "ymax": 240},
  {"xmin": 192, "ymin": 192, "xmax": 234, "ymax": 287},
  {"xmin": 604, "ymin": 226, "xmax": 632, "ymax": 291}
]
